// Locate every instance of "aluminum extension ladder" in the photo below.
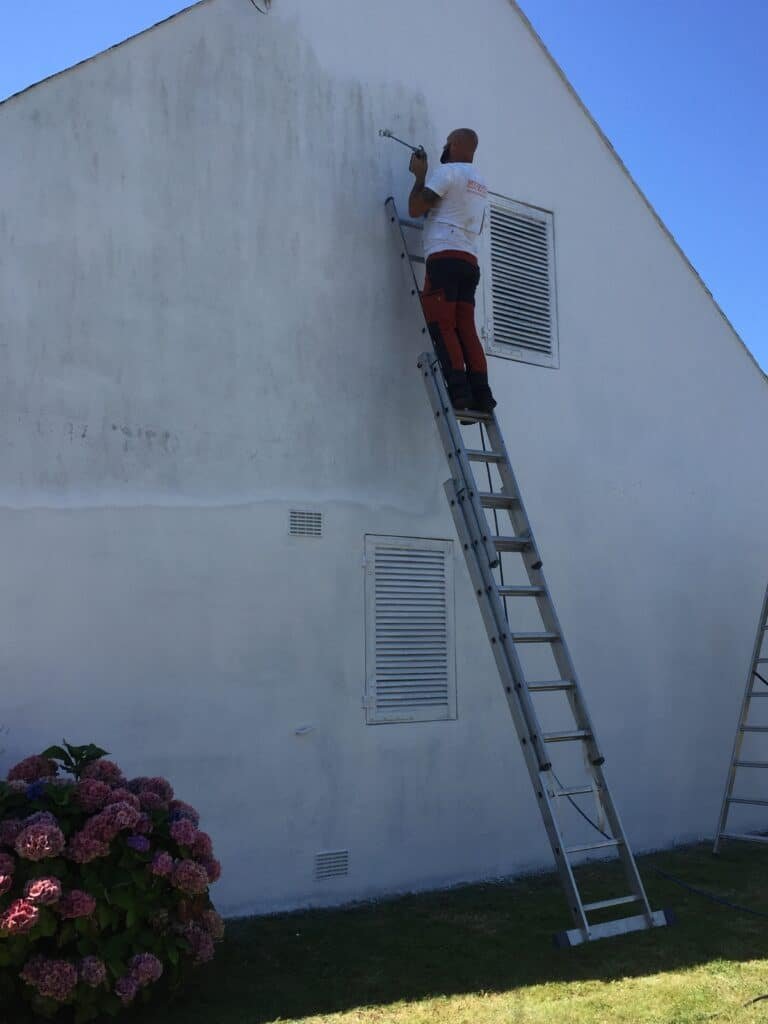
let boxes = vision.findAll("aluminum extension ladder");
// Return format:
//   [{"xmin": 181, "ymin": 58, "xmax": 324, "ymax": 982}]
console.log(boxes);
[
  {"xmin": 386, "ymin": 196, "xmax": 671, "ymax": 946},
  {"xmin": 714, "ymin": 581, "xmax": 768, "ymax": 852}
]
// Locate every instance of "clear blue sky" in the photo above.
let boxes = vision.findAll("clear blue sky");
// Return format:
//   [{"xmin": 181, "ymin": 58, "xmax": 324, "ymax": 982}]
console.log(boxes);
[{"xmin": 2, "ymin": 1, "xmax": 766, "ymax": 371}]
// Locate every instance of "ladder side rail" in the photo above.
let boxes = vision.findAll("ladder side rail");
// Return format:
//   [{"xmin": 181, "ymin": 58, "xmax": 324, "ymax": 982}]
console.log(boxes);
[
  {"xmin": 448, "ymin": 483, "xmax": 553, "ymax": 775},
  {"xmin": 419, "ymin": 356, "xmax": 500, "ymax": 568},
  {"xmin": 385, "ymin": 196, "xmax": 425, "ymax": 302},
  {"xmin": 444, "ymin": 478, "xmax": 591, "ymax": 936},
  {"xmin": 484, "ymin": 421, "xmax": 654, "ymax": 921},
  {"xmin": 714, "ymin": 580, "xmax": 768, "ymax": 852},
  {"xmin": 484, "ymin": 417, "xmax": 606, "ymax": 764}
]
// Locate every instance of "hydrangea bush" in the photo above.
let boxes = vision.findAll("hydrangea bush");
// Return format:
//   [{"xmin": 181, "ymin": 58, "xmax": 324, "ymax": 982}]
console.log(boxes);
[{"xmin": 0, "ymin": 743, "xmax": 224, "ymax": 1021}]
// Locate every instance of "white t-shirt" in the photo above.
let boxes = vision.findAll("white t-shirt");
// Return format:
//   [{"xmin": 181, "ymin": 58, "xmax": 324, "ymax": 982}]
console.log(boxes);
[{"xmin": 422, "ymin": 163, "xmax": 488, "ymax": 259}]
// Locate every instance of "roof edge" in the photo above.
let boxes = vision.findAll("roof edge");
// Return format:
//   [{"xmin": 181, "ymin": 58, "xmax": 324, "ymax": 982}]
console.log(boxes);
[
  {"xmin": 509, "ymin": 0, "xmax": 765, "ymax": 383},
  {"xmin": 0, "ymin": 1, "xmax": 212, "ymax": 112}
]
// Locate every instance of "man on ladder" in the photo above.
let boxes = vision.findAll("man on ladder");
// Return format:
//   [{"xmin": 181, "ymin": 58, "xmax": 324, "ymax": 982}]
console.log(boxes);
[{"xmin": 408, "ymin": 129, "xmax": 497, "ymax": 414}]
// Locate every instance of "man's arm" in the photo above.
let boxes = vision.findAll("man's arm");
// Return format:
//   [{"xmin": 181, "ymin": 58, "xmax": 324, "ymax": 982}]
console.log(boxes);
[{"xmin": 408, "ymin": 151, "xmax": 441, "ymax": 218}]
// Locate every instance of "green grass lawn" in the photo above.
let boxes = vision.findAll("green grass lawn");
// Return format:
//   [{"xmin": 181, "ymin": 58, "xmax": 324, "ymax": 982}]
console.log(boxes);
[
  {"xmin": 13, "ymin": 842, "xmax": 768, "ymax": 1023},
  {"xmin": 121, "ymin": 842, "xmax": 768, "ymax": 1024}
]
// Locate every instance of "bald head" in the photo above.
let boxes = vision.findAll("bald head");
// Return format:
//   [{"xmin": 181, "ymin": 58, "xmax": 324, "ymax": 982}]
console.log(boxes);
[{"xmin": 441, "ymin": 129, "xmax": 479, "ymax": 164}]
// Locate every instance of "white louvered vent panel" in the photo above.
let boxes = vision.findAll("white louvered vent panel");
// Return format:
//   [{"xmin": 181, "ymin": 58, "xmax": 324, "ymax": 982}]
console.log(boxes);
[
  {"xmin": 365, "ymin": 537, "xmax": 456, "ymax": 724},
  {"xmin": 485, "ymin": 197, "xmax": 559, "ymax": 368},
  {"xmin": 315, "ymin": 850, "xmax": 349, "ymax": 880},
  {"xmin": 289, "ymin": 510, "xmax": 323, "ymax": 537}
]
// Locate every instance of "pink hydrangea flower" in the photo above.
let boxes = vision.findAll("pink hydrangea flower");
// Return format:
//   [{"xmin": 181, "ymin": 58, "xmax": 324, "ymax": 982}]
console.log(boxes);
[
  {"xmin": 201, "ymin": 909, "xmax": 225, "ymax": 940},
  {"xmin": 81, "ymin": 759, "xmax": 125, "ymax": 787},
  {"xmin": 191, "ymin": 831, "xmax": 213, "ymax": 859},
  {"xmin": 168, "ymin": 799, "xmax": 200, "ymax": 826},
  {"xmin": 0, "ymin": 819, "xmax": 24, "ymax": 846},
  {"xmin": 138, "ymin": 790, "xmax": 167, "ymax": 812},
  {"xmin": 115, "ymin": 975, "xmax": 139, "ymax": 1005},
  {"xmin": 171, "ymin": 859, "xmax": 209, "ymax": 895},
  {"xmin": 85, "ymin": 801, "xmax": 141, "ymax": 842},
  {"xmin": 170, "ymin": 818, "xmax": 198, "ymax": 847},
  {"xmin": 135, "ymin": 812, "xmax": 154, "ymax": 835},
  {"xmin": 75, "ymin": 778, "xmax": 112, "ymax": 812},
  {"xmin": 149, "ymin": 851, "xmax": 174, "ymax": 878},
  {"xmin": 57, "ymin": 889, "xmax": 97, "ymax": 919},
  {"xmin": 0, "ymin": 898, "xmax": 40, "ymax": 934},
  {"xmin": 0, "ymin": 852, "xmax": 15, "ymax": 875},
  {"xmin": 20, "ymin": 957, "xmax": 78, "ymax": 1001},
  {"xmin": 24, "ymin": 877, "xmax": 62, "ymax": 906},
  {"xmin": 183, "ymin": 923, "xmax": 215, "ymax": 964},
  {"xmin": 106, "ymin": 787, "xmax": 141, "ymax": 810},
  {"xmin": 138, "ymin": 777, "xmax": 174, "ymax": 802},
  {"xmin": 14, "ymin": 822, "xmax": 66, "ymax": 861},
  {"xmin": 6, "ymin": 780, "xmax": 28, "ymax": 793},
  {"xmin": 79, "ymin": 956, "xmax": 107, "ymax": 987},
  {"xmin": 20, "ymin": 955, "xmax": 46, "ymax": 985},
  {"xmin": 66, "ymin": 831, "xmax": 111, "ymax": 864},
  {"xmin": 129, "ymin": 952, "xmax": 163, "ymax": 986},
  {"xmin": 0, "ymin": 874, "xmax": 12, "ymax": 897},
  {"xmin": 201, "ymin": 857, "xmax": 222, "ymax": 884},
  {"xmin": 7, "ymin": 755, "xmax": 58, "ymax": 783}
]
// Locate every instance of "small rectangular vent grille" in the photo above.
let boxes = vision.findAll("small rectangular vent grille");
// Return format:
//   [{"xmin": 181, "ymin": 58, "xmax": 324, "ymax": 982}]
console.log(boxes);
[
  {"xmin": 315, "ymin": 849, "xmax": 349, "ymax": 880},
  {"xmin": 290, "ymin": 510, "xmax": 323, "ymax": 537}
]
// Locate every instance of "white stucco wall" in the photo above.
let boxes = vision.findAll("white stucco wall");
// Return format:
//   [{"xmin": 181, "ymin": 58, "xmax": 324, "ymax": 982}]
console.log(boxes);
[{"xmin": 1, "ymin": 0, "xmax": 767, "ymax": 916}]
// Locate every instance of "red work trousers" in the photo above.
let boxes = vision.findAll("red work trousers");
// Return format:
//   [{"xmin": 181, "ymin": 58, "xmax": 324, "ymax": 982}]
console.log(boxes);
[{"xmin": 420, "ymin": 250, "xmax": 488, "ymax": 376}]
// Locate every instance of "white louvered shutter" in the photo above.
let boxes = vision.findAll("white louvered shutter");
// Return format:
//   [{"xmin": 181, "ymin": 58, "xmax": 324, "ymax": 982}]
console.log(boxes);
[
  {"xmin": 484, "ymin": 196, "xmax": 559, "ymax": 368},
  {"xmin": 364, "ymin": 536, "xmax": 456, "ymax": 724}
]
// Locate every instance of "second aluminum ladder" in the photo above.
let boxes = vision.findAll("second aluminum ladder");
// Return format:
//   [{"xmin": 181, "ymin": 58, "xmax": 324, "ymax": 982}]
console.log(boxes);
[{"xmin": 714, "ymin": 581, "xmax": 768, "ymax": 852}]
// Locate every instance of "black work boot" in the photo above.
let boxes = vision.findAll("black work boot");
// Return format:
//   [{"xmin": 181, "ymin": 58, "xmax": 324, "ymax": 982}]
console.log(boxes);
[
  {"xmin": 468, "ymin": 372, "xmax": 497, "ymax": 413},
  {"xmin": 446, "ymin": 370, "xmax": 473, "ymax": 411}
]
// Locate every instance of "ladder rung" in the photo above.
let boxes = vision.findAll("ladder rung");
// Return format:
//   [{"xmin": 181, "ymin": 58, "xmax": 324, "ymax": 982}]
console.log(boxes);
[
  {"xmin": 407, "ymin": 253, "xmax": 425, "ymax": 264},
  {"xmin": 720, "ymin": 832, "xmax": 768, "ymax": 845},
  {"xmin": 498, "ymin": 585, "xmax": 546, "ymax": 598},
  {"xmin": 399, "ymin": 218, "xmax": 424, "ymax": 231},
  {"xmin": 757, "ymin": 659, "xmax": 768, "ymax": 664},
  {"xmin": 734, "ymin": 760, "xmax": 768, "ymax": 768},
  {"xmin": 465, "ymin": 449, "xmax": 505, "ymax": 463},
  {"xmin": 479, "ymin": 492, "xmax": 518, "ymax": 509},
  {"xmin": 456, "ymin": 410, "xmax": 494, "ymax": 424},
  {"xmin": 741, "ymin": 726, "xmax": 768, "ymax": 733},
  {"xmin": 528, "ymin": 681, "xmax": 575, "ymax": 693},
  {"xmin": 513, "ymin": 631, "xmax": 560, "ymax": 644},
  {"xmin": 543, "ymin": 729, "xmax": 591, "ymax": 743},
  {"xmin": 582, "ymin": 895, "xmax": 640, "ymax": 913},
  {"xmin": 747, "ymin": 691, "xmax": 768, "ymax": 697},
  {"xmin": 554, "ymin": 785, "xmax": 594, "ymax": 797},
  {"xmin": 557, "ymin": 909, "xmax": 670, "ymax": 947},
  {"xmin": 728, "ymin": 797, "xmax": 768, "ymax": 807},
  {"xmin": 565, "ymin": 839, "xmax": 621, "ymax": 855},
  {"xmin": 493, "ymin": 535, "xmax": 532, "ymax": 552}
]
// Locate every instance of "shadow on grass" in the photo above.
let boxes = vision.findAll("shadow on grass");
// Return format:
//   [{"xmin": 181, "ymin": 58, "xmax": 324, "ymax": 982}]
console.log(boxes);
[
  {"xmin": 9, "ymin": 843, "xmax": 768, "ymax": 1023},
  {"xmin": 125, "ymin": 843, "xmax": 768, "ymax": 1024}
]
